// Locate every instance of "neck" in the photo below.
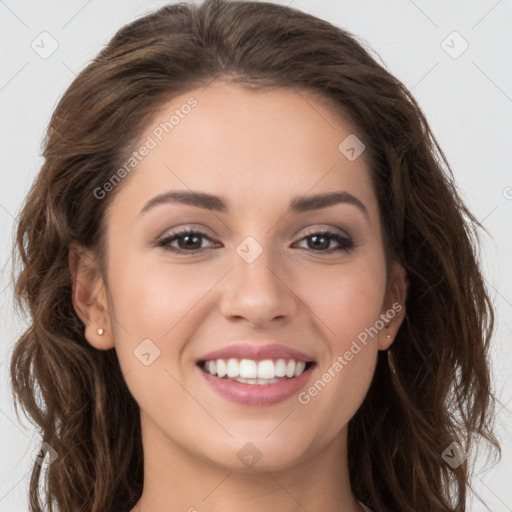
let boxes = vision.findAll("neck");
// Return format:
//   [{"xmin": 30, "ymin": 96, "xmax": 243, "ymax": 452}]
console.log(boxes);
[{"xmin": 131, "ymin": 411, "xmax": 364, "ymax": 512}]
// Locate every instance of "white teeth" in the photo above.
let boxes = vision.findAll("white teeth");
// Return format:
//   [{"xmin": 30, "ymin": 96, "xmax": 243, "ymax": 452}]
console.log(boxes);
[
  {"xmin": 295, "ymin": 361, "xmax": 306, "ymax": 377},
  {"xmin": 226, "ymin": 358, "xmax": 239, "ymax": 378},
  {"xmin": 257, "ymin": 360, "xmax": 275, "ymax": 379},
  {"xmin": 216, "ymin": 359, "xmax": 227, "ymax": 378},
  {"xmin": 275, "ymin": 359, "xmax": 287, "ymax": 377},
  {"xmin": 239, "ymin": 359, "xmax": 258, "ymax": 379},
  {"xmin": 234, "ymin": 376, "xmax": 280, "ymax": 385},
  {"xmin": 285, "ymin": 360, "xmax": 296, "ymax": 378},
  {"xmin": 202, "ymin": 358, "xmax": 309, "ymax": 380}
]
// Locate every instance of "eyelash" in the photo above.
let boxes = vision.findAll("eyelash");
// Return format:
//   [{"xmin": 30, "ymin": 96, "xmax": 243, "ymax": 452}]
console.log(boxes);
[{"xmin": 156, "ymin": 227, "xmax": 355, "ymax": 255}]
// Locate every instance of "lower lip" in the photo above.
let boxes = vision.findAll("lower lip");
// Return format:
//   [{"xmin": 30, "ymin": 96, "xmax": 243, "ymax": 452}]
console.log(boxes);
[{"xmin": 198, "ymin": 364, "xmax": 315, "ymax": 406}]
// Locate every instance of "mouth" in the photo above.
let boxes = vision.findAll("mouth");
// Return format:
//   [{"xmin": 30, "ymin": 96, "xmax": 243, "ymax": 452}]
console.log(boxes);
[{"xmin": 196, "ymin": 357, "xmax": 317, "ymax": 405}]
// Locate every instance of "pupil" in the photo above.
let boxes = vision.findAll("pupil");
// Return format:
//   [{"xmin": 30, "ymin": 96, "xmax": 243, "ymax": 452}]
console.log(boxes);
[
  {"xmin": 182, "ymin": 234, "xmax": 200, "ymax": 249},
  {"xmin": 310, "ymin": 234, "xmax": 328, "ymax": 250}
]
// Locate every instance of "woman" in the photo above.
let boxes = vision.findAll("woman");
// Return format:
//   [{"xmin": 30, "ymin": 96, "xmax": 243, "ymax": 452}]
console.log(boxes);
[{"xmin": 10, "ymin": 0, "xmax": 499, "ymax": 511}]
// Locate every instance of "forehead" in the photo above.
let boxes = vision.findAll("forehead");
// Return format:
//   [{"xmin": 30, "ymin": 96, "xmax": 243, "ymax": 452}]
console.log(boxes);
[{"xmin": 107, "ymin": 81, "xmax": 377, "ymax": 220}]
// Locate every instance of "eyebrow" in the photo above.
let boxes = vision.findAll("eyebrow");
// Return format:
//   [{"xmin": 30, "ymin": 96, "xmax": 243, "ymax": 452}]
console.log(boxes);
[{"xmin": 139, "ymin": 190, "xmax": 369, "ymax": 219}]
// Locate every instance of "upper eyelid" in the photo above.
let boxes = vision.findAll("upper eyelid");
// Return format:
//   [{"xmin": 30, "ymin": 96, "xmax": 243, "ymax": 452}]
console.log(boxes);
[
  {"xmin": 157, "ymin": 226, "xmax": 352, "ymax": 246},
  {"xmin": 158, "ymin": 223, "xmax": 351, "ymax": 239},
  {"xmin": 300, "ymin": 225, "xmax": 350, "ymax": 237}
]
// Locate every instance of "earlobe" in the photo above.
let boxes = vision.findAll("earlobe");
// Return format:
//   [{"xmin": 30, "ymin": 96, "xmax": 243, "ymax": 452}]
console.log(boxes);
[
  {"xmin": 83, "ymin": 322, "xmax": 114, "ymax": 350},
  {"xmin": 378, "ymin": 261, "xmax": 409, "ymax": 351},
  {"xmin": 69, "ymin": 243, "xmax": 114, "ymax": 350},
  {"xmin": 379, "ymin": 330, "xmax": 393, "ymax": 351}
]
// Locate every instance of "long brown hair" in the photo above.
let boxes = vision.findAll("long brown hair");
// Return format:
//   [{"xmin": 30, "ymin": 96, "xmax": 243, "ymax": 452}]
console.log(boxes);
[{"xmin": 10, "ymin": 0, "xmax": 499, "ymax": 510}]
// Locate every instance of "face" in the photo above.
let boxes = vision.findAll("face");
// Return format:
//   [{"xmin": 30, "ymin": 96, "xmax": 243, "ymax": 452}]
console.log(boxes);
[{"xmin": 73, "ymin": 81, "xmax": 406, "ymax": 473}]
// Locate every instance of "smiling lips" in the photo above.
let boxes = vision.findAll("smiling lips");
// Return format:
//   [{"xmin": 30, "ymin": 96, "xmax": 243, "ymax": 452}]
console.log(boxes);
[{"xmin": 197, "ymin": 342, "xmax": 316, "ymax": 405}]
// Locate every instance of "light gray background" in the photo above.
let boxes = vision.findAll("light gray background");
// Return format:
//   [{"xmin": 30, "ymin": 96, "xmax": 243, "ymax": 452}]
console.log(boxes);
[{"xmin": 1, "ymin": 0, "xmax": 511, "ymax": 510}]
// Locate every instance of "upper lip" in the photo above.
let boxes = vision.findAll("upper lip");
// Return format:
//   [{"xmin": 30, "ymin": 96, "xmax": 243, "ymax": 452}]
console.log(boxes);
[{"xmin": 197, "ymin": 342, "xmax": 315, "ymax": 363}]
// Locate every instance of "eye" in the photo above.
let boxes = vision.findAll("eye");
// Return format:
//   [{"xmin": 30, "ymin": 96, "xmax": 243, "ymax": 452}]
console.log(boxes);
[
  {"xmin": 293, "ymin": 228, "xmax": 355, "ymax": 254},
  {"xmin": 156, "ymin": 227, "xmax": 355, "ymax": 255},
  {"xmin": 156, "ymin": 228, "xmax": 216, "ymax": 254}
]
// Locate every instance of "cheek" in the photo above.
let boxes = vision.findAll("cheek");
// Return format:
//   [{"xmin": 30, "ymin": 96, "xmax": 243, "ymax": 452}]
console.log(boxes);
[
  {"xmin": 301, "ymin": 255, "xmax": 387, "ymax": 346},
  {"xmin": 108, "ymin": 253, "xmax": 212, "ymax": 334},
  {"xmin": 292, "ymin": 255, "xmax": 385, "ymax": 421},
  {"xmin": 106, "ymin": 253, "xmax": 223, "ymax": 381},
  {"xmin": 105, "ymin": 255, "xmax": 212, "ymax": 413}
]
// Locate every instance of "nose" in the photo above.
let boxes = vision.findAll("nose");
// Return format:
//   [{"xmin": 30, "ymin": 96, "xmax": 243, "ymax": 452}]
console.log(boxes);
[{"xmin": 219, "ymin": 245, "xmax": 298, "ymax": 328}]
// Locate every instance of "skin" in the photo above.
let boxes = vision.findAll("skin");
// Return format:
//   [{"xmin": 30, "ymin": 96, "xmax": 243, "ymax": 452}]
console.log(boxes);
[{"xmin": 71, "ymin": 80, "xmax": 407, "ymax": 512}]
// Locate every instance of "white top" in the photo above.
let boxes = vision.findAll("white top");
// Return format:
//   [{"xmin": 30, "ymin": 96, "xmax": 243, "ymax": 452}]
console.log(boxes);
[{"xmin": 358, "ymin": 501, "xmax": 373, "ymax": 512}]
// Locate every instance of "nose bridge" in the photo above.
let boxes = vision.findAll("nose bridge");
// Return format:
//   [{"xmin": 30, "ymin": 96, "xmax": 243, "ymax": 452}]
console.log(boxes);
[{"xmin": 219, "ymin": 233, "xmax": 296, "ymax": 324}]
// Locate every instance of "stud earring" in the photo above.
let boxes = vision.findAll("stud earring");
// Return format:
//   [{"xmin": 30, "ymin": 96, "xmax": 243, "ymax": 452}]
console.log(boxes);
[
  {"xmin": 97, "ymin": 328, "xmax": 104, "ymax": 336},
  {"xmin": 384, "ymin": 323, "xmax": 391, "ymax": 343}
]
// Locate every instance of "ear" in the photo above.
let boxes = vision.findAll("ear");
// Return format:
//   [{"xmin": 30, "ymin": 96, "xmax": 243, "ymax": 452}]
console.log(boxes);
[
  {"xmin": 69, "ymin": 243, "xmax": 114, "ymax": 350},
  {"xmin": 378, "ymin": 261, "xmax": 408, "ymax": 350}
]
